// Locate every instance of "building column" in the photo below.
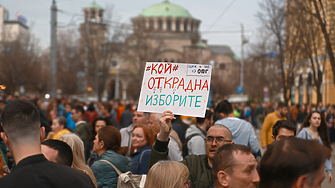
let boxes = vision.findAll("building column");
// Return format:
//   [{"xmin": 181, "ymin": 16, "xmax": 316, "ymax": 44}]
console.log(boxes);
[
  {"xmin": 180, "ymin": 19, "xmax": 184, "ymax": 32},
  {"xmin": 163, "ymin": 18, "xmax": 167, "ymax": 30},
  {"xmin": 171, "ymin": 18, "xmax": 176, "ymax": 31}
]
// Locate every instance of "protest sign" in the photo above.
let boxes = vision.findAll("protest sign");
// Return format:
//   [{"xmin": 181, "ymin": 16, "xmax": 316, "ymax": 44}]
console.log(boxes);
[{"xmin": 137, "ymin": 62, "xmax": 212, "ymax": 117}]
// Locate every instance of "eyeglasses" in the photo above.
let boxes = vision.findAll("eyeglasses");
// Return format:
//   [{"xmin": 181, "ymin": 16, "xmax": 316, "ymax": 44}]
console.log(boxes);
[
  {"xmin": 222, "ymin": 157, "xmax": 260, "ymax": 171},
  {"xmin": 204, "ymin": 136, "xmax": 232, "ymax": 144}
]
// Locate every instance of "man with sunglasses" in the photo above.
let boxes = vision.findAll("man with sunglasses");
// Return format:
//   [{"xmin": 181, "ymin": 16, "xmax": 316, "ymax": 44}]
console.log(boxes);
[
  {"xmin": 213, "ymin": 144, "xmax": 260, "ymax": 188},
  {"xmin": 149, "ymin": 110, "xmax": 234, "ymax": 188}
]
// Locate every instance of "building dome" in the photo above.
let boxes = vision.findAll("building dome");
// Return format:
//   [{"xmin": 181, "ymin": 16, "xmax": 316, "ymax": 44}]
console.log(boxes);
[
  {"xmin": 141, "ymin": 0, "xmax": 193, "ymax": 18},
  {"xmin": 86, "ymin": 1, "xmax": 102, "ymax": 10}
]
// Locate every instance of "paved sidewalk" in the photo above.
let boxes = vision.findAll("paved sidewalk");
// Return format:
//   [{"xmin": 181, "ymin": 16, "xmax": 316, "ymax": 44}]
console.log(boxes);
[{"xmin": 255, "ymin": 131, "xmax": 335, "ymax": 187}]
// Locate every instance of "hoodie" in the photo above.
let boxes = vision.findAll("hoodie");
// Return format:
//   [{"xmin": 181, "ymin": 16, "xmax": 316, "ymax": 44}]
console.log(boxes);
[
  {"xmin": 215, "ymin": 117, "xmax": 260, "ymax": 154},
  {"xmin": 185, "ymin": 124, "xmax": 206, "ymax": 155}
]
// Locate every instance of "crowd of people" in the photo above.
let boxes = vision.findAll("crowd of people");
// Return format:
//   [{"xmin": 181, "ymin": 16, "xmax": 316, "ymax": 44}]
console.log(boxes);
[{"xmin": 0, "ymin": 95, "xmax": 333, "ymax": 188}]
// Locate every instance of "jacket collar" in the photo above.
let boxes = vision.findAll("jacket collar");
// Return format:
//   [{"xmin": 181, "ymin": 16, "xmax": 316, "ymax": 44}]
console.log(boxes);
[{"xmin": 13, "ymin": 154, "xmax": 47, "ymax": 172}]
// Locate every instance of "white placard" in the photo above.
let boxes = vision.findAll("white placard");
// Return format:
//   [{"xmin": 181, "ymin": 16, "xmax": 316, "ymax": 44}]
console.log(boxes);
[{"xmin": 137, "ymin": 62, "xmax": 212, "ymax": 117}]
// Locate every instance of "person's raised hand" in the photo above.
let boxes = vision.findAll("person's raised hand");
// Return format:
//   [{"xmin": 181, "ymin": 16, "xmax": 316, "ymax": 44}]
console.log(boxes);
[{"xmin": 157, "ymin": 110, "xmax": 175, "ymax": 142}]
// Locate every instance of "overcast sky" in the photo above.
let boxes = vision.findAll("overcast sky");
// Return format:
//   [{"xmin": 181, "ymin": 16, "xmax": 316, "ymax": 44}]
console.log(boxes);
[{"xmin": 1, "ymin": 0, "xmax": 263, "ymax": 56}]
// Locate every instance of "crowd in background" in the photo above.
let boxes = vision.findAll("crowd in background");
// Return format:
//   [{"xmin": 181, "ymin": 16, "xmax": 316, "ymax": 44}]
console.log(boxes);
[{"xmin": 0, "ymin": 94, "xmax": 333, "ymax": 188}]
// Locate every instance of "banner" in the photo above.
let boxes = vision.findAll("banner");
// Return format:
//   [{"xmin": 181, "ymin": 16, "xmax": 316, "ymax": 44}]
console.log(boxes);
[{"xmin": 137, "ymin": 62, "xmax": 212, "ymax": 117}]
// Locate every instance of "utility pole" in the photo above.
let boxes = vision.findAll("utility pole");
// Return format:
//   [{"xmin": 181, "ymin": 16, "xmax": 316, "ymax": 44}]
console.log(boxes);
[
  {"xmin": 84, "ymin": 13, "xmax": 90, "ymax": 100},
  {"xmin": 240, "ymin": 23, "xmax": 247, "ymax": 93},
  {"xmin": 50, "ymin": 0, "xmax": 57, "ymax": 98}
]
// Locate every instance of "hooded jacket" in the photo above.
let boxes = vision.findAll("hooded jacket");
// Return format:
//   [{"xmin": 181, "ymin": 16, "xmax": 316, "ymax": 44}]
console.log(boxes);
[
  {"xmin": 185, "ymin": 124, "xmax": 206, "ymax": 155},
  {"xmin": 90, "ymin": 150, "xmax": 132, "ymax": 188},
  {"xmin": 215, "ymin": 117, "xmax": 260, "ymax": 154}
]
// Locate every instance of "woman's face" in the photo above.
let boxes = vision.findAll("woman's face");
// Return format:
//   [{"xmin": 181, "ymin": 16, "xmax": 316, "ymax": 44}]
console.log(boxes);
[
  {"xmin": 309, "ymin": 113, "xmax": 321, "ymax": 128},
  {"xmin": 51, "ymin": 119, "xmax": 63, "ymax": 133},
  {"xmin": 93, "ymin": 134, "xmax": 103, "ymax": 154},
  {"xmin": 95, "ymin": 120, "xmax": 106, "ymax": 134},
  {"xmin": 132, "ymin": 127, "xmax": 148, "ymax": 149}
]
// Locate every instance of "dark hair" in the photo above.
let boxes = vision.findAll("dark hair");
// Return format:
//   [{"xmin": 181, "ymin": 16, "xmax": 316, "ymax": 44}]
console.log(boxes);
[
  {"xmin": 196, "ymin": 109, "xmax": 213, "ymax": 124},
  {"xmin": 299, "ymin": 111, "xmax": 331, "ymax": 149},
  {"xmin": 41, "ymin": 139, "xmax": 73, "ymax": 167},
  {"xmin": 125, "ymin": 104, "xmax": 132, "ymax": 110},
  {"xmin": 87, "ymin": 103, "xmax": 95, "ymax": 112},
  {"xmin": 56, "ymin": 116, "xmax": 67, "ymax": 128},
  {"xmin": 73, "ymin": 105, "xmax": 85, "ymax": 116},
  {"xmin": 98, "ymin": 126, "xmax": 121, "ymax": 152},
  {"xmin": 259, "ymin": 137, "xmax": 331, "ymax": 188},
  {"xmin": 89, "ymin": 117, "xmax": 113, "ymax": 141},
  {"xmin": 1, "ymin": 100, "xmax": 40, "ymax": 142},
  {"xmin": 216, "ymin": 100, "xmax": 233, "ymax": 115},
  {"xmin": 272, "ymin": 120, "xmax": 296, "ymax": 138},
  {"xmin": 102, "ymin": 102, "xmax": 112, "ymax": 113},
  {"xmin": 213, "ymin": 144, "xmax": 251, "ymax": 182},
  {"xmin": 277, "ymin": 102, "xmax": 287, "ymax": 109}
]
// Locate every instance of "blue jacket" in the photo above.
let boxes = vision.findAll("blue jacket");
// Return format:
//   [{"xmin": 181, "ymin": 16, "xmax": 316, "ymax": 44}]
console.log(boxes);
[
  {"xmin": 66, "ymin": 112, "xmax": 75, "ymax": 132},
  {"xmin": 131, "ymin": 145, "xmax": 151, "ymax": 175},
  {"xmin": 90, "ymin": 150, "xmax": 132, "ymax": 188}
]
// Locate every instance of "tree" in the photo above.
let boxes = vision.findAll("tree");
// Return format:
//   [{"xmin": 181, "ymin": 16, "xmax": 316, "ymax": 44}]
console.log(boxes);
[
  {"xmin": 0, "ymin": 30, "xmax": 43, "ymax": 95},
  {"xmin": 255, "ymin": 0, "xmax": 296, "ymax": 104}
]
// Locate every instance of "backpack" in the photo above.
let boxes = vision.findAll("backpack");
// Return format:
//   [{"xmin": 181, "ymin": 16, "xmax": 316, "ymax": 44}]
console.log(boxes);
[
  {"xmin": 182, "ymin": 133, "xmax": 202, "ymax": 158},
  {"xmin": 100, "ymin": 159, "xmax": 147, "ymax": 188}
]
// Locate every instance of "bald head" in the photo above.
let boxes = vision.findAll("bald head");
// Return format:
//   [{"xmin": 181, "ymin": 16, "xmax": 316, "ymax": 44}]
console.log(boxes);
[{"xmin": 209, "ymin": 124, "xmax": 232, "ymax": 140}]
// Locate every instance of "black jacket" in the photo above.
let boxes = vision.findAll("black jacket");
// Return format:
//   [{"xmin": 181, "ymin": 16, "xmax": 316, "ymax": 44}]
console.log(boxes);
[{"xmin": 0, "ymin": 154, "xmax": 95, "ymax": 188}]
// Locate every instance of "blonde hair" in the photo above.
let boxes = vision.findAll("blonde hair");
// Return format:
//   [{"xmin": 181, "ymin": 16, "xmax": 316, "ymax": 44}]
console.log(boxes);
[
  {"xmin": 144, "ymin": 161, "xmax": 189, "ymax": 188},
  {"xmin": 59, "ymin": 133, "xmax": 98, "ymax": 188}
]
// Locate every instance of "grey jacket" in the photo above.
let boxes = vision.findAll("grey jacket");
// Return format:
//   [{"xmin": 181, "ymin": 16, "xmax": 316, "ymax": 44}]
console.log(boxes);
[
  {"xmin": 215, "ymin": 117, "xmax": 260, "ymax": 154},
  {"xmin": 185, "ymin": 124, "xmax": 206, "ymax": 155},
  {"xmin": 297, "ymin": 127, "xmax": 333, "ymax": 174}
]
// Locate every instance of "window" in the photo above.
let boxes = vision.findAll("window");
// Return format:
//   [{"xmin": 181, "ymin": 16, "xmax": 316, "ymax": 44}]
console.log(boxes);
[
  {"xmin": 167, "ymin": 20, "xmax": 171, "ymax": 31},
  {"xmin": 191, "ymin": 23, "xmax": 193, "ymax": 32},
  {"xmin": 158, "ymin": 20, "xmax": 163, "ymax": 30},
  {"xmin": 176, "ymin": 21, "xmax": 180, "ymax": 31},
  {"xmin": 149, "ymin": 20, "xmax": 154, "ymax": 29},
  {"xmin": 184, "ymin": 22, "xmax": 188, "ymax": 32}
]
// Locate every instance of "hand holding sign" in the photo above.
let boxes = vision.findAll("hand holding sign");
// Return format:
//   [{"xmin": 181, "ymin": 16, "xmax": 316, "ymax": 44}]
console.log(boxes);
[
  {"xmin": 157, "ymin": 110, "xmax": 175, "ymax": 142},
  {"xmin": 138, "ymin": 62, "xmax": 212, "ymax": 118}
]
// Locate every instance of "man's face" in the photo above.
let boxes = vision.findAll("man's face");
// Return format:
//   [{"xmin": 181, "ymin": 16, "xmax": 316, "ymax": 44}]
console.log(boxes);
[
  {"xmin": 273, "ymin": 128, "xmax": 295, "ymax": 141},
  {"xmin": 41, "ymin": 145, "xmax": 58, "ymax": 163},
  {"xmin": 278, "ymin": 107, "xmax": 288, "ymax": 117},
  {"xmin": 148, "ymin": 114, "xmax": 160, "ymax": 134},
  {"xmin": 133, "ymin": 111, "xmax": 149, "ymax": 126},
  {"xmin": 71, "ymin": 109, "xmax": 79, "ymax": 122},
  {"xmin": 227, "ymin": 152, "xmax": 260, "ymax": 188},
  {"xmin": 99, "ymin": 105, "xmax": 107, "ymax": 115},
  {"xmin": 65, "ymin": 104, "xmax": 71, "ymax": 113},
  {"xmin": 205, "ymin": 126, "xmax": 232, "ymax": 160},
  {"xmin": 300, "ymin": 105, "xmax": 306, "ymax": 112}
]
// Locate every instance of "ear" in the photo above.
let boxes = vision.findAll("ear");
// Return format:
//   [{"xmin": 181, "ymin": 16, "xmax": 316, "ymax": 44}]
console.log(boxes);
[
  {"xmin": 271, "ymin": 135, "xmax": 275, "ymax": 142},
  {"xmin": 99, "ymin": 140, "xmax": 105, "ymax": 149},
  {"xmin": 219, "ymin": 112, "xmax": 226, "ymax": 119},
  {"xmin": 294, "ymin": 175, "xmax": 308, "ymax": 188},
  {"xmin": 1, "ymin": 132, "xmax": 9, "ymax": 146},
  {"xmin": 40, "ymin": 126, "xmax": 45, "ymax": 142},
  {"xmin": 217, "ymin": 171, "xmax": 229, "ymax": 187}
]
